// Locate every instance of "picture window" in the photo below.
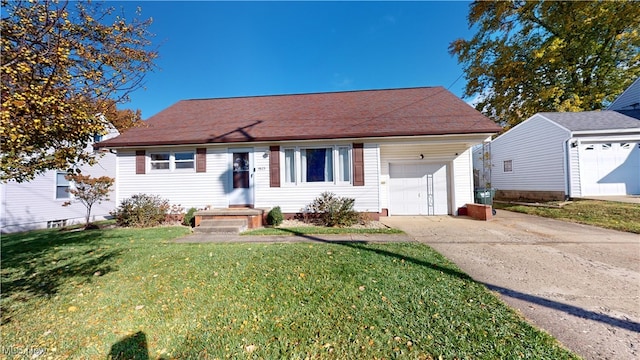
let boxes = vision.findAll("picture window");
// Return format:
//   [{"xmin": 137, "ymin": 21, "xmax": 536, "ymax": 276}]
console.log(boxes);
[{"xmin": 284, "ymin": 146, "xmax": 351, "ymax": 185}]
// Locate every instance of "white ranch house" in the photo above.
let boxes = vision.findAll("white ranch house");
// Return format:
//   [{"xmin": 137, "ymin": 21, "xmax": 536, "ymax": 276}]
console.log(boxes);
[{"xmin": 97, "ymin": 87, "xmax": 501, "ymax": 218}]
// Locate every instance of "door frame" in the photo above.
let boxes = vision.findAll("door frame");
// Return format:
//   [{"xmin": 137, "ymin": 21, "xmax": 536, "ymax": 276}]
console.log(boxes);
[{"xmin": 228, "ymin": 148, "xmax": 255, "ymax": 207}]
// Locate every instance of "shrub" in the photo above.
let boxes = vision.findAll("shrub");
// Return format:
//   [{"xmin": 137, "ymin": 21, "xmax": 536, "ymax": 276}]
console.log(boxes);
[
  {"xmin": 266, "ymin": 206, "xmax": 284, "ymax": 227},
  {"xmin": 183, "ymin": 207, "xmax": 198, "ymax": 227},
  {"xmin": 306, "ymin": 192, "xmax": 359, "ymax": 227},
  {"xmin": 111, "ymin": 194, "xmax": 170, "ymax": 228}
]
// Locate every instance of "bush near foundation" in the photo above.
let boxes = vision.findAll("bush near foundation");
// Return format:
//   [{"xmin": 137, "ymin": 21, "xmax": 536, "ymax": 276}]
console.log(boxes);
[
  {"xmin": 307, "ymin": 192, "xmax": 359, "ymax": 227},
  {"xmin": 111, "ymin": 194, "xmax": 170, "ymax": 228}
]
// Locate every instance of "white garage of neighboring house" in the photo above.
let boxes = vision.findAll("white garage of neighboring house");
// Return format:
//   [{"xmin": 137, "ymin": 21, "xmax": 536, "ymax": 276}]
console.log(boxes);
[{"xmin": 489, "ymin": 110, "xmax": 640, "ymax": 201}]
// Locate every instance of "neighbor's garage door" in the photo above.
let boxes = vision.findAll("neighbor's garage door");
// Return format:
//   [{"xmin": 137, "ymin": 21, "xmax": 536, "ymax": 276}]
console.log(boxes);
[
  {"xmin": 580, "ymin": 142, "xmax": 640, "ymax": 196},
  {"xmin": 389, "ymin": 163, "xmax": 448, "ymax": 215}
]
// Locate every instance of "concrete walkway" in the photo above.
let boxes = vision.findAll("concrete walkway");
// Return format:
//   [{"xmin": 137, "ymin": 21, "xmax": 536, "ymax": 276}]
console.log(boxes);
[
  {"xmin": 380, "ymin": 212, "xmax": 640, "ymax": 360},
  {"xmin": 175, "ymin": 232, "xmax": 414, "ymax": 244},
  {"xmin": 576, "ymin": 195, "xmax": 640, "ymax": 204}
]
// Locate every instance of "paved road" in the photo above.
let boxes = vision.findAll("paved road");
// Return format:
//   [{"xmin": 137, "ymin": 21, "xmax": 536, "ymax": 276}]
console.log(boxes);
[{"xmin": 381, "ymin": 211, "xmax": 640, "ymax": 360}]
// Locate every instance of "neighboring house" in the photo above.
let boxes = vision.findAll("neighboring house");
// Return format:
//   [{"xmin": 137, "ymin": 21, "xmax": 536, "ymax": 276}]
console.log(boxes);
[
  {"xmin": 608, "ymin": 76, "xmax": 640, "ymax": 113},
  {"xmin": 97, "ymin": 87, "xmax": 501, "ymax": 217},
  {"xmin": 489, "ymin": 110, "xmax": 640, "ymax": 201},
  {"xmin": 1, "ymin": 130, "xmax": 119, "ymax": 233}
]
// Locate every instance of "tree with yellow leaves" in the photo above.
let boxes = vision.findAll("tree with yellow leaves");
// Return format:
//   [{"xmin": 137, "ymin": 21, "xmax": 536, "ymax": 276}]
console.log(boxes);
[
  {"xmin": 1, "ymin": 0, "xmax": 157, "ymax": 182},
  {"xmin": 450, "ymin": 1, "xmax": 640, "ymax": 129}
]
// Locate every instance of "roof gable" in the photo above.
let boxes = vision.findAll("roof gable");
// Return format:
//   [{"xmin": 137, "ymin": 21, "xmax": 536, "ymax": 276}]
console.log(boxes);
[
  {"xmin": 99, "ymin": 87, "xmax": 501, "ymax": 147},
  {"xmin": 608, "ymin": 77, "xmax": 640, "ymax": 111}
]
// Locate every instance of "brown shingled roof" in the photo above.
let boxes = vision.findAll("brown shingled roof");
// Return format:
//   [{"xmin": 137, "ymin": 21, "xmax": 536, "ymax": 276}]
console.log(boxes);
[{"xmin": 98, "ymin": 87, "xmax": 501, "ymax": 147}]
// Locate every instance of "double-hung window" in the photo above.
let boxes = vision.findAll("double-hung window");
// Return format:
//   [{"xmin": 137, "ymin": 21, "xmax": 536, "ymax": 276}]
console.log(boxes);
[
  {"xmin": 284, "ymin": 146, "xmax": 351, "ymax": 185},
  {"xmin": 284, "ymin": 148, "xmax": 296, "ymax": 183},
  {"xmin": 174, "ymin": 152, "xmax": 195, "ymax": 169},
  {"xmin": 149, "ymin": 151, "xmax": 195, "ymax": 171},
  {"xmin": 150, "ymin": 153, "xmax": 170, "ymax": 170},
  {"xmin": 56, "ymin": 172, "xmax": 71, "ymax": 199},
  {"xmin": 336, "ymin": 146, "xmax": 350, "ymax": 182}
]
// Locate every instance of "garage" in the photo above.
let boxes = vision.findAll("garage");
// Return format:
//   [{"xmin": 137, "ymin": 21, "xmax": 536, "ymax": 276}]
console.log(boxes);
[
  {"xmin": 389, "ymin": 163, "xmax": 449, "ymax": 215},
  {"xmin": 580, "ymin": 142, "xmax": 640, "ymax": 196}
]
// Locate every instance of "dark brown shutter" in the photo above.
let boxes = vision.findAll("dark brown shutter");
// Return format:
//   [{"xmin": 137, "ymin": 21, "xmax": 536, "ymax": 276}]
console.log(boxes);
[
  {"xmin": 269, "ymin": 146, "xmax": 280, "ymax": 187},
  {"xmin": 135, "ymin": 150, "xmax": 145, "ymax": 174},
  {"xmin": 352, "ymin": 143, "xmax": 364, "ymax": 186},
  {"xmin": 196, "ymin": 148, "xmax": 206, "ymax": 173}
]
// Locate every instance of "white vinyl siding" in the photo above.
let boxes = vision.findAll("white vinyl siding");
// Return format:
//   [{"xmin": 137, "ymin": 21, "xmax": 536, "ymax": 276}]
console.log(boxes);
[
  {"xmin": 117, "ymin": 147, "xmax": 228, "ymax": 209},
  {"xmin": 491, "ymin": 115, "xmax": 570, "ymax": 192},
  {"xmin": 1, "ymin": 147, "xmax": 117, "ymax": 233}
]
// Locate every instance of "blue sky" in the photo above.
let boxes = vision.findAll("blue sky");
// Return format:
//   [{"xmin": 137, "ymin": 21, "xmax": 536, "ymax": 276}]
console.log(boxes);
[{"xmin": 116, "ymin": 1, "xmax": 475, "ymax": 119}]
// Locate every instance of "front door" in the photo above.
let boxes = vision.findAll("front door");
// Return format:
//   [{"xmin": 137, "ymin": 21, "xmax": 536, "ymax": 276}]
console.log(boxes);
[{"xmin": 229, "ymin": 150, "xmax": 254, "ymax": 206}]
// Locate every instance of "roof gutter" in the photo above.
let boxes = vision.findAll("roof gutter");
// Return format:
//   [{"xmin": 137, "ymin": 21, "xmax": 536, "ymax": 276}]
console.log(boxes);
[{"xmin": 95, "ymin": 131, "xmax": 500, "ymax": 150}]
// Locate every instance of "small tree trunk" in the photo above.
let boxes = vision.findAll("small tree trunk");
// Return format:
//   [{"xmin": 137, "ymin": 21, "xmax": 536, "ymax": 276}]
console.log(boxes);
[{"xmin": 85, "ymin": 205, "xmax": 92, "ymax": 228}]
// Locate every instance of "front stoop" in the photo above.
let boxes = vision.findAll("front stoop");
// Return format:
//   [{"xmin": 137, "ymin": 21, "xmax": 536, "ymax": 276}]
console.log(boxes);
[
  {"xmin": 193, "ymin": 219, "xmax": 248, "ymax": 234},
  {"xmin": 194, "ymin": 208, "xmax": 265, "ymax": 234}
]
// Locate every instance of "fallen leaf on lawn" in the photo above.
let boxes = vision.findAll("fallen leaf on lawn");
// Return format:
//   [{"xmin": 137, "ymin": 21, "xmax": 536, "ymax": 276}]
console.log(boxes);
[
  {"xmin": 245, "ymin": 344, "xmax": 257, "ymax": 353},
  {"xmin": 135, "ymin": 305, "xmax": 145, "ymax": 310},
  {"xmin": 68, "ymin": 306, "xmax": 78, "ymax": 312}
]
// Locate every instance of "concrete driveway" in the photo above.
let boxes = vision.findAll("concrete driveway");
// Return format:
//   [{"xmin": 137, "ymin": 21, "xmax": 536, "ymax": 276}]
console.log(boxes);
[{"xmin": 380, "ymin": 211, "xmax": 640, "ymax": 360}]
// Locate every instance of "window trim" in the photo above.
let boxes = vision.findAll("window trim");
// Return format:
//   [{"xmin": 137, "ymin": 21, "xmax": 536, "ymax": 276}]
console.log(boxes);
[
  {"xmin": 148, "ymin": 151, "xmax": 196, "ymax": 172},
  {"xmin": 503, "ymin": 160, "xmax": 513, "ymax": 173},
  {"xmin": 174, "ymin": 151, "xmax": 196, "ymax": 170},
  {"xmin": 55, "ymin": 172, "xmax": 71, "ymax": 199}
]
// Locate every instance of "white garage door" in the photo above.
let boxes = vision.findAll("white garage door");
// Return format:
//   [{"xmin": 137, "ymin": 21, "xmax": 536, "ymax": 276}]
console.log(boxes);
[
  {"xmin": 389, "ymin": 163, "xmax": 448, "ymax": 215},
  {"xmin": 580, "ymin": 142, "xmax": 640, "ymax": 196}
]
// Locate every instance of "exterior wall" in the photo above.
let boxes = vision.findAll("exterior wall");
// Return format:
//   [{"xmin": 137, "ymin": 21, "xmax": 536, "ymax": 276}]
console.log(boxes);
[
  {"xmin": 113, "ymin": 136, "xmax": 487, "ymax": 217},
  {"xmin": 116, "ymin": 147, "xmax": 229, "ymax": 209},
  {"xmin": 490, "ymin": 115, "xmax": 571, "ymax": 197},
  {"xmin": 1, "ymin": 136, "xmax": 118, "ymax": 233},
  {"xmin": 116, "ymin": 142, "xmax": 380, "ymax": 214}
]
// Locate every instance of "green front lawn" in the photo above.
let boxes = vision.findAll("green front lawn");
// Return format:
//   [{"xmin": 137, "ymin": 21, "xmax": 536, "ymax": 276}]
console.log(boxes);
[
  {"xmin": 1, "ymin": 227, "xmax": 578, "ymax": 359},
  {"xmin": 494, "ymin": 199, "xmax": 640, "ymax": 233}
]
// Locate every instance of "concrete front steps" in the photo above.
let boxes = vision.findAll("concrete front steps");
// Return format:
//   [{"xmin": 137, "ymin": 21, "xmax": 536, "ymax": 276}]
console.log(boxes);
[
  {"xmin": 193, "ymin": 219, "xmax": 248, "ymax": 234},
  {"xmin": 193, "ymin": 208, "xmax": 265, "ymax": 234}
]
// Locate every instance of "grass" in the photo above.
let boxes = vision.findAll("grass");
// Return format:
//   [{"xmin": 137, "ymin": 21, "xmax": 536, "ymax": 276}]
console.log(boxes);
[
  {"xmin": 1, "ymin": 226, "xmax": 579, "ymax": 359},
  {"xmin": 494, "ymin": 199, "xmax": 640, "ymax": 233},
  {"xmin": 242, "ymin": 226, "xmax": 404, "ymax": 236}
]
